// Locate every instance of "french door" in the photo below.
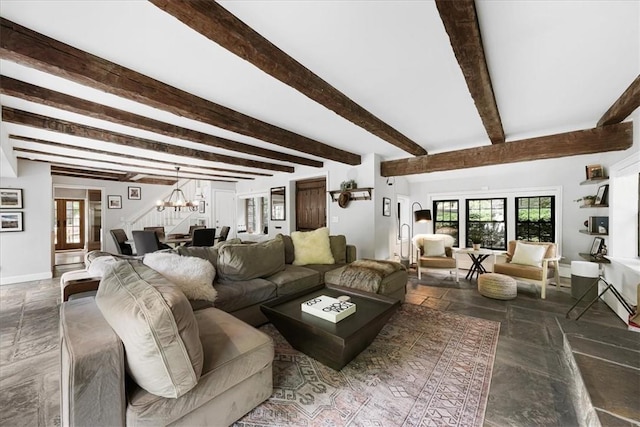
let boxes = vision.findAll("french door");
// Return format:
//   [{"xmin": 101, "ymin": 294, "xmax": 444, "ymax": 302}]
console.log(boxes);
[{"xmin": 54, "ymin": 199, "xmax": 85, "ymax": 250}]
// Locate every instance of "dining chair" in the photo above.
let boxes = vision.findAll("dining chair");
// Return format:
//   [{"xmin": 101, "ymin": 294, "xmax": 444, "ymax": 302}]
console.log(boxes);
[
  {"xmin": 191, "ymin": 228, "xmax": 216, "ymax": 247},
  {"xmin": 110, "ymin": 229, "xmax": 134, "ymax": 255},
  {"xmin": 132, "ymin": 230, "xmax": 162, "ymax": 256},
  {"xmin": 144, "ymin": 226, "xmax": 166, "ymax": 241},
  {"xmin": 218, "ymin": 226, "xmax": 230, "ymax": 242}
]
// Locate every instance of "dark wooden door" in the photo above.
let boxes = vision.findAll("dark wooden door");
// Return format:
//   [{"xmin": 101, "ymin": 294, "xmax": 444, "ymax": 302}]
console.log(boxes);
[
  {"xmin": 54, "ymin": 199, "xmax": 85, "ymax": 250},
  {"xmin": 296, "ymin": 178, "xmax": 326, "ymax": 231}
]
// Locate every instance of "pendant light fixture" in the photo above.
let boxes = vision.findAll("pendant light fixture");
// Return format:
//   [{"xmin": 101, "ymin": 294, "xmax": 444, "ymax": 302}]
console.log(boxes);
[{"xmin": 156, "ymin": 167, "xmax": 198, "ymax": 212}]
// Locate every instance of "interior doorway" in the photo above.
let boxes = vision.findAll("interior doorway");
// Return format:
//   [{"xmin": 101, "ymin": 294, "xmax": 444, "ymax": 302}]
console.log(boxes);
[
  {"xmin": 295, "ymin": 177, "xmax": 326, "ymax": 231},
  {"xmin": 54, "ymin": 199, "xmax": 85, "ymax": 251}
]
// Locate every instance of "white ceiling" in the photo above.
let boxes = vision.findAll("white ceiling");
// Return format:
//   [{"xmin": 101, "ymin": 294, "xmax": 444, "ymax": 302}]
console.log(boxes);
[{"xmin": 0, "ymin": 0, "xmax": 638, "ymax": 181}]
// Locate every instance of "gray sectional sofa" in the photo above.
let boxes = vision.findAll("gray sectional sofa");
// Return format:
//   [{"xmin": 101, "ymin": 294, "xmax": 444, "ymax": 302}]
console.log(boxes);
[{"xmin": 60, "ymin": 233, "xmax": 408, "ymax": 426}]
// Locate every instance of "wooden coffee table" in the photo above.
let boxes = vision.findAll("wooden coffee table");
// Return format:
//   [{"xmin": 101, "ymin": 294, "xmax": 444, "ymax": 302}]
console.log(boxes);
[{"xmin": 260, "ymin": 284, "xmax": 401, "ymax": 370}]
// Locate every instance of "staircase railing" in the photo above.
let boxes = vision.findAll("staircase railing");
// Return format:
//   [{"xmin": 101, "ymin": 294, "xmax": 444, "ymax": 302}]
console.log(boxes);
[{"xmin": 121, "ymin": 179, "xmax": 200, "ymax": 237}]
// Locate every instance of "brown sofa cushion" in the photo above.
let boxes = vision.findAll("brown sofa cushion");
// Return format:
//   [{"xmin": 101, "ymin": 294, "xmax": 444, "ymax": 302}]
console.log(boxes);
[
  {"xmin": 217, "ymin": 237, "xmax": 285, "ymax": 281},
  {"xmin": 277, "ymin": 234, "xmax": 295, "ymax": 264},
  {"xmin": 329, "ymin": 235, "xmax": 347, "ymax": 264}
]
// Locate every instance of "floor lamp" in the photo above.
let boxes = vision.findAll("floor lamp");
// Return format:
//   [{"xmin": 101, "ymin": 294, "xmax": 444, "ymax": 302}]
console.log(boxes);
[{"xmin": 411, "ymin": 202, "xmax": 432, "ymax": 266}]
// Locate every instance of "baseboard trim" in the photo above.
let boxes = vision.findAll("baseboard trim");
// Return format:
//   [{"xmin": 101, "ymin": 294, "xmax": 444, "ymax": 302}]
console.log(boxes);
[{"xmin": 0, "ymin": 271, "xmax": 53, "ymax": 286}]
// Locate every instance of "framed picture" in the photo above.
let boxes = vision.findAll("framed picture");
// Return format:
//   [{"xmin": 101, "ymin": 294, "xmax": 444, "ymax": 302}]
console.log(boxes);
[
  {"xmin": 198, "ymin": 200, "xmax": 205, "ymax": 214},
  {"xmin": 0, "ymin": 188, "xmax": 23, "ymax": 209},
  {"xmin": 107, "ymin": 195, "xmax": 122, "ymax": 209},
  {"xmin": 590, "ymin": 237, "xmax": 604, "ymax": 256},
  {"xmin": 586, "ymin": 164, "xmax": 604, "ymax": 180},
  {"xmin": 382, "ymin": 197, "xmax": 391, "ymax": 217},
  {"xmin": 128, "ymin": 186, "xmax": 141, "ymax": 200},
  {"xmin": 0, "ymin": 212, "xmax": 23, "ymax": 232},
  {"xmin": 595, "ymin": 184, "xmax": 608, "ymax": 205}
]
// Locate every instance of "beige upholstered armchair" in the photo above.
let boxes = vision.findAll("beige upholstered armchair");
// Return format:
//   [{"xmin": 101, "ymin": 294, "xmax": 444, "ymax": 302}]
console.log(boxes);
[
  {"xmin": 412, "ymin": 234, "xmax": 456, "ymax": 280},
  {"xmin": 494, "ymin": 240, "xmax": 561, "ymax": 299}
]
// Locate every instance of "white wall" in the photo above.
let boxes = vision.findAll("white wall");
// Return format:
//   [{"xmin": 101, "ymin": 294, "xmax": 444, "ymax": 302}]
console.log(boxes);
[
  {"xmin": 0, "ymin": 160, "xmax": 52, "ymax": 285},
  {"xmin": 236, "ymin": 154, "xmax": 386, "ymax": 259},
  {"xmin": 408, "ymin": 131, "xmax": 638, "ymax": 265}
]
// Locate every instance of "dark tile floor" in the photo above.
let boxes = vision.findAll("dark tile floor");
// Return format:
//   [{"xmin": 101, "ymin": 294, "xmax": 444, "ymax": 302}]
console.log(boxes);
[
  {"xmin": 406, "ymin": 268, "xmax": 639, "ymax": 427},
  {"xmin": 0, "ymin": 266, "xmax": 637, "ymax": 426}
]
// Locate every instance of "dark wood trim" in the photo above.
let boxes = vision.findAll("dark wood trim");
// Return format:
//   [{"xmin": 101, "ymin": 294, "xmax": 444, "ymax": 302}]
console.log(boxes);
[
  {"xmin": 0, "ymin": 17, "xmax": 360, "ymax": 165},
  {"xmin": 597, "ymin": 75, "xmax": 640, "ymax": 127},
  {"xmin": 150, "ymin": 0, "xmax": 426, "ymax": 157},
  {"xmin": 11, "ymin": 135, "xmax": 254, "ymax": 180},
  {"xmin": 14, "ymin": 147, "xmax": 239, "ymax": 182},
  {"xmin": 2, "ymin": 107, "xmax": 293, "ymax": 173},
  {"xmin": 435, "ymin": 0, "xmax": 505, "ymax": 145},
  {"xmin": 381, "ymin": 123, "xmax": 633, "ymax": 176},
  {"xmin": 0, "ymin": 76, "xmax": 322, "ymax": 168}
]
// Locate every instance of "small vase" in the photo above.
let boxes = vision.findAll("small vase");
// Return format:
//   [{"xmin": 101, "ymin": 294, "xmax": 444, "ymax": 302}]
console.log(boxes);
[{"xmin": 473, "ymin": 243, "xmax": 481, "ymax": 250}]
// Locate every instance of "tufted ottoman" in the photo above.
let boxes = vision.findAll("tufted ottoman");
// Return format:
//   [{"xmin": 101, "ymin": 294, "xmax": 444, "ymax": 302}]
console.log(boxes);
[{"xmin": 478, "ymin": 273, "xmax": 517, "ymax": 300}]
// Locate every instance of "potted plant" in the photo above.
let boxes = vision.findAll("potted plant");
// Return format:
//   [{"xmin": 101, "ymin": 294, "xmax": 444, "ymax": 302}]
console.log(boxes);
[{"xmin": 469, "ymin": 232, "xmax": 483, "ymax": 250}]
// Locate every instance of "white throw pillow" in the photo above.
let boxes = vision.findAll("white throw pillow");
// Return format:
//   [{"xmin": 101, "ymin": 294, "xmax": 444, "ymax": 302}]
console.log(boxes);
[
  {"xmin": 143, "ymin": 252, "xmax": 217, "ymax": 302},
  {"xmin": 87, "ymin": 255, "xmax": 117, "ymax": 277},
  {"xmin": 423, "ymin": 239, "xmax": 446, "ymax": 257},
  {"xmin": 511, "ymin": 242, "xmax": 547, "ymax": 267},
  {"xmin": 291, "ymin": 227, "xmax": 335, "ymax": 266}
]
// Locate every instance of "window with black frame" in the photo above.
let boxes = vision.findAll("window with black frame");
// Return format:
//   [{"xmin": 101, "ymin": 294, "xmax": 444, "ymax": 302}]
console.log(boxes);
[
  {"xmin": 466, "ymin": 198, "xmax": 506, "ymax": 250},
  {"xmin": 433, "ymin": 200, "xmax": 459, "ymax": 246},
  {"xmin": 515, "ymin": 196, "xmax": 555, "ymax": 242}
]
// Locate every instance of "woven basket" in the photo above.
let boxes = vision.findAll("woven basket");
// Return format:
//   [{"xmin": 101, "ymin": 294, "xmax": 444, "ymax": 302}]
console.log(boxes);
[{"xmin": 478, "ymin": 273, "xmax": 517, "ymax": 300}]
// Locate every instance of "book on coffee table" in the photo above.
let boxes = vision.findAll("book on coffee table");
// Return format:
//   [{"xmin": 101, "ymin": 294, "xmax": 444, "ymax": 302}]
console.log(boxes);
[{"xmin": 301, "ymin": 295, "xmax": 356, "ymax": 323}]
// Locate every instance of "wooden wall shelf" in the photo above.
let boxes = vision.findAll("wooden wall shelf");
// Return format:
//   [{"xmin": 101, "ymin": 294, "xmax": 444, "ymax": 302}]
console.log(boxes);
[
  {"xmin": 329, "ymin": 188, "xmax": 373, "ymax": 202},
  {"xmin": 578, "ymin": 253, "xmax": 610, "ymax": 264},
  {"xmin": 579, "ymin": 177, "xmax": 609, "ymax": 185},
  {"xmin": 579, "ymin": 230, "xmax": 608, "ymax": 236}
]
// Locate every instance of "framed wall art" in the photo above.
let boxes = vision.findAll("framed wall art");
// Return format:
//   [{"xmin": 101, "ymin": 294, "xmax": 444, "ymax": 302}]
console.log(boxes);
[
  {"xmin": 594, "ymin": 184, "xmax": 608, "ymax": 205},
  {"xmin": 128, "ymin": 186, "xmax": 141, "ymax": 200},
  {"xmin": 0, "ymin": 212, "xmax": 23, "ymax": 232},
  {"xmin": 383, "ymin": 197, "xmax": 391, "ymax": 217},
  {"xmin": 0, "ymin": 188, "xmax": 23, "ymax": 209},
  {"xmin": 108, "ymin": 195, "xmax": 122, "ymax": 209}
]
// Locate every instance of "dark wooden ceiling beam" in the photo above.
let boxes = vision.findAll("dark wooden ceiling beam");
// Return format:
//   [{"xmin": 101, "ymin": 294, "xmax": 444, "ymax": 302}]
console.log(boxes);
[
  {"xmin": 10, "ymin": 135, "xmax": 255, "ymax": 180},
  {"xmin": 597, "ymin": 75, "xmax": 640, "ymax": 127},
  {"xmin": 150, "ymin": 0, "xmax": 427, "ymax": 157},
  {"xmin": 48, "ymin": 164, "xmax": 176, "ymax": 185},
  {"xmin": 13, "ymin": 147, "xmax": 239, "ymax": 182},
  {"xmin": 0, "ymin": 17, "xmax": 360, "ymax": 165},
  {"xmin": 381, "ymin": 122, "xmax": 632, "ymax": 176},
  {"xmin": 50, "ymin": 165, "xmax": 124, "ymax": 180},
  {"xmin": 435, "ymin": 0, "xmax": 505, "ymax": 145},
  {"xmin": 2, "ymin": 107, "xmax": 294, "ymax": 173},
  {"xmin": 0, "ymin": 76, "xmax": 321, "ymax": 168}
]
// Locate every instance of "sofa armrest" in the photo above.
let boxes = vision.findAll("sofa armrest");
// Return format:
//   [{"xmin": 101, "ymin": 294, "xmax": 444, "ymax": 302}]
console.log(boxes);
[
  {"xmin": 60, "ymin": 298, "xmax": 126, "ymax": 427},
  {"xmin": 346, "ymin": 245, "xmax": 357, "ymax": 263},
  {"xmin": 62, "ymin": 277, "xmax": 101, "ymax": 302}
]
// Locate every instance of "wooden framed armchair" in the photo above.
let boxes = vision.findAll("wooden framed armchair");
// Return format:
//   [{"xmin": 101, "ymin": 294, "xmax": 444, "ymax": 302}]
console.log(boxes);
[
  {"xmin": 493, "ymin": 240, "xmax": 561, "ymax": 299},
  {"xmin": 412, "ymin": 234, "xmax": 457, "ymax": 280}
]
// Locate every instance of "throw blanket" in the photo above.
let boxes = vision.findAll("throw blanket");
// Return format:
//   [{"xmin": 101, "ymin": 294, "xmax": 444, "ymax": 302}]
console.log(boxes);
[{"xmin": 339, "ymin": 259, "xmax": 405, "ymax": 294}]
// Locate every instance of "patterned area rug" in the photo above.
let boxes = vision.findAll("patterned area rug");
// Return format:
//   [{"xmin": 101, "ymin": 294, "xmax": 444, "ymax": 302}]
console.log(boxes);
[{"xmin": 235, "ymin": 304, "xmax": 500, "ymax": 427}]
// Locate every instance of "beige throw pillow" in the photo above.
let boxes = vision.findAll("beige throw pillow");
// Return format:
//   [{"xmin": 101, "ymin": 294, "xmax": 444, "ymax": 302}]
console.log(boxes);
[
  {"xmin": 511, "ymin": 242, "xmax": 547, "ymax": 267},
  {"xmin": 423, "ymin": 239, "xmax": 446, "ymax": 257},
  {"xmin": 291, "ymin": 227, "xmax": 335, "ymax": 265},
  {"xmin": 95, "ymin": 261, "xmax": 203, "ymax": 399}
]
